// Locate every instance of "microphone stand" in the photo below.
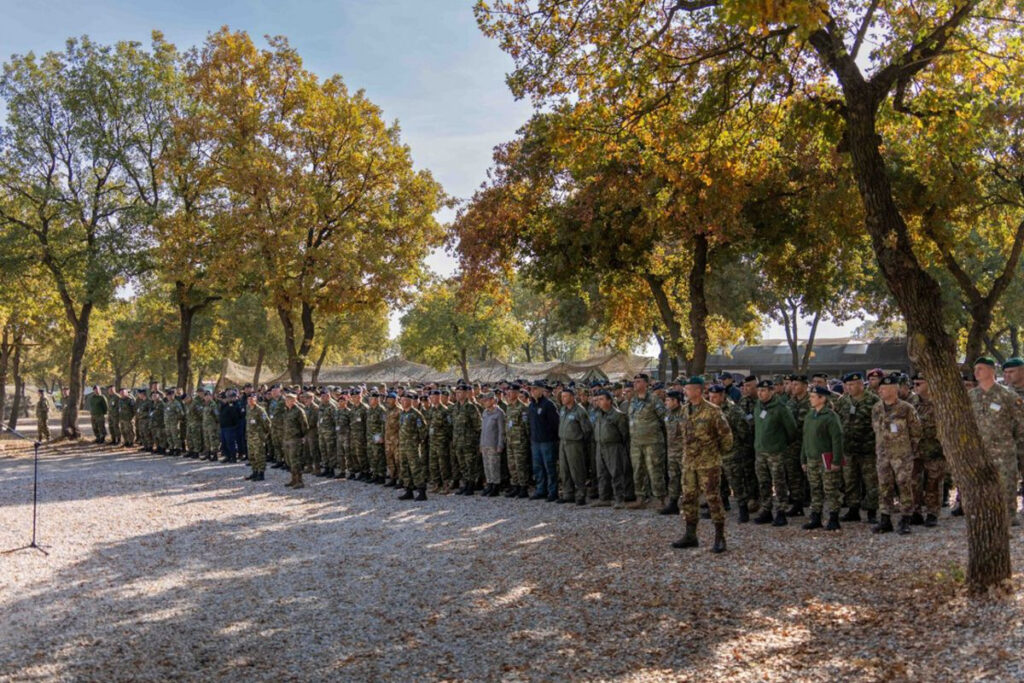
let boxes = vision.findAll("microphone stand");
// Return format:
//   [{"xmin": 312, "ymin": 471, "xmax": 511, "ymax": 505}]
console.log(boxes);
[{"xmin": 2, "ymin": 426, "xmax": 49, "ymax": 555}]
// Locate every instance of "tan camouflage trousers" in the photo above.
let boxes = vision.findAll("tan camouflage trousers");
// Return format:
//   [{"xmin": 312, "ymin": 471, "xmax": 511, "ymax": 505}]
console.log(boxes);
[
  {"xmin": 877, "ymin": 450, "xmax": 915, "ymax": 517},
  {"xmin": 682, "ymin": 464, "xmax": 724, "ymax": 524}
]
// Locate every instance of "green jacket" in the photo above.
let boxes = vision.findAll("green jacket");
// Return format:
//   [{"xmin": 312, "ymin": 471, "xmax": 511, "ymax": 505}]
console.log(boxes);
[
  {"xmin": 801, "ymin": 406, "xmax": 844, "ymax": 467},
  {"xmin": 88, "ymin": 393, "xmax": 108, "ymax": 416},
  {"xmin": 753, "ymin": 396, "xmax": 797, "ymax": 453}
]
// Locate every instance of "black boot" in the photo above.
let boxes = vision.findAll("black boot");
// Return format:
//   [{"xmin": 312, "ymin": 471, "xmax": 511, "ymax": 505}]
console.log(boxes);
[
  {"xmin": 802, "ymin": 511, "xmax": 823, "ymax": 530},
  {"xmin": 659, "ymin": 498, "xmax": 680, "ymax": 515},
  {"xmin": 712, "ymin": 523, "xmax": 726, "ymax": 553},
  {"xmin": 753, "ymin": 509, "xmax": 774, "ymax": 524},
  {"xmin": 671, "ymin": 522, "xmax": 699, "ymax": 549},
  {"xmin": 898, "ymin": 516, "xmax": 912, "ymax": 535},
  {"xmin": 398, "ymin": 488, "xmax": 414, "ymax": 500},
  {"xmin": 504, "ymin": 485, "xmax": 519, "ymax": 498},
  {"xmin": 414, "ymin": 487, "xmax": 427, "ymax": 502},
  {"xmin": 738, "ymin": 502, "xmax": 750, "ymax": 524},
  {"xmin": 840, "ymin": 505, "xmax": 861, "ymax": 522},
  {"xmin": 924, "ymin": 513, "xmax": 938, "ymax": 527},
  {"xmin": 910, "ymin": 512, "xmax": 925, "ymax": 525},
  {"xmin": 772, "ymin": 510, "xmax": 788, "ymax": 527},
  {"xmin": 244, "ymin": 471, "xmax": 256, "ymax": 481},
  {"xmin": 517, "ymin": 487, "xmax": 529, "ymax": 499},
  {"xmin": 785, "ymin": 504, "xmax": 804, "ymax": 517},
  {"xmin": 950, "ymin": 502, "xmax": 964, "ymax": 517},
  {"xmin": 865, "ymin": 509, "xmax": 877, "ymax": 524},
  {"xmin": 256, "ymin": 471, "xmax": 265, "ymax": 481},
  {"xmin": 872, "ymin": 514, "xmax": 893, "ymax": 534},
  {"xmin": 825, "ymin": 511, "xmax": 841, "ymax": 531},
  {"xmin": 481, "ymin": 484, "xmax": 493, "ymax": 497},
  {"xmin": 700, "ymin": 504, "xmax": 710, "ymax": 519}
]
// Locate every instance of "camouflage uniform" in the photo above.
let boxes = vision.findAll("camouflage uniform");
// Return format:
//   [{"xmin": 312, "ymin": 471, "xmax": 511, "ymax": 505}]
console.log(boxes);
[
  {"xmin": 366, "ymin": 402, "xmax": 387, "ymax": 478},
  {"xmin": 786, "ymin": 394, "xmax": 812, "ymax": 507},
  {"xmin": 836, "ymin": 391, "xmax": 880, "ymax": 513},
  {"xmin": 801, "ymin": 405, "xmax": 844, "ymax": 514},
  {"xmin": 385, "ymin": 403, "xmax": 402, "ymax": 481},
  {"xmin": 302, "ymin": 399, "xmax": 320, "ymax": 470},
  {"xmin": 36, "ymin": 395, "xmax": 50, "ymax": 442},
  {"xmin": 593, "ymin": 406, "xmax": 629, "ymax": 504},
  {"xmin": 399, "ymin": 406, "xmax": 429, "ymax": 490},
  {"xmin": 664, "ymin": 404, "xmax": 684, "ymax": 500},
  {"xmin": 119, "ymin": 395, "xmax": 136, "ymax": 447},
  {"xmin": 754, "ymin": 396, "xmax": 797, "ymax": 513},
  {"xmin": 627, "ymin": 391, "xmax": 667, "ymax": 501},
  {"xmin": 872, "ymin": 399, "xmax": 922, "ymax": 518},
  {"xmin": 150, "ymin": 398, "xmax": 166, "ymax": 452},
  {"xmin": 203, "ymin": 397, "xmax": 221, "ymax": 458},
  {"xmin": 88, "ymin": 392, "xmax": 108, "ymax": 441},
  {"xmin": 968, "ymin": 383, "xmax": 1024, "ymax": 523},
  {"xmin": 246, "ymin": 402, "xmax": 272, "ymax": 473},
  {"xmin": 165, "ymin": 397, "xmax": 186, "ymax": 453},
  {"xmin": 349, "ymin": 399, "xmax": 369, "ymax": 474},
  {"xmin": 427, "ymin": 402, "xmax": 453, "ymax": 486},
  {"xmin": 334, "ymin": 402, "xmax": 352, "ymax": 474},
  {"xmin": 282, "ymin": 403, "xmax": 309, "ymax": 473},
  {"xmin": 680, "ymin": 399, "xmax": 733, "ymax": 525},
  {"xmin": 451, "ymin": 400, "xmax": 482, "ymax": 487},
  {"xmin": 317, "ymin": 397, "xmax": 338, "ymax": 473},
  {"xmin": 558, "ymin": 402, "xmax": 593, "ymax": 503},
  {"xmin": 720, "ymin": 400, "xmax": 753, "ymax": 507},
  {"xmin": 107, "ymin": 392, "xmax": 121, "ymax": 444},
  {"xmin": 910, "ymin": 393, "xmax": 944, "ymax": 516},
  {"xmin": 136, "ymin": 395, "xmax": 151, "ymax": 450},
  {"xmin": 505, "ymin": 399, "xmax": 531, "ymax": 489},
  {"xmin": 185, "ymin": 398, "xmax": 204, "ymax": 455},
  {"xmin": 736, "ymin": 394, "xmax": 760, "ymax": 505}
]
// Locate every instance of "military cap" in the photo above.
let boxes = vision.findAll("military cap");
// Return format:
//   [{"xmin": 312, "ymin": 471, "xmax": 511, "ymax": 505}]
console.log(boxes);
[
  {"xmin": 744, "ymin": 375, "xmax": 758, "ymax": 383},
  {"xmin": 879, "ymin": 375, "xmax": 899, "ymax": 386},
  {"xmin": 531, "ymin": 380, "xmax": 547, "ymax": 388},
  {"xmin": 369, "ymin": 391, "xmax": 380, "ymax": 398},
  {"xmin": 974, "ymin": 356, "xmax": 997, "ymax": 367},
  {"xmin": 717, "ymin": 372, "xmax": 732, "ymax": 380},
  {"xmin": 1004, "ymin": 357, "xmax": 1024, "ymax": 369},
  {"xmin": 351, "ymin": 386, "xmax": 363, "ymax": 393},
  {"xmin": 405, "ymin": 391, "xmax": 419, "ymax": 399},
  {"xmin": 652, "ymin": 382, "xmax": 664, "ymax": 390},
  {"xmin": 910, "ymin": 372, "xmax": 925, "ymax": 382},
  {"xmin": 708, "ymin": 384, "xmax": 726, "ymax": 393},
  {"xmin": 842, "ymin": 372, "xmax": 864, "ymax": 382},
  {"xmin": 791, "ymin": 374, "xmax": 808, "ymax": 383},
  {"xmin": 683, "ymin": 376, "xmax": 704, "ymax": 386},
  {"xmin": 284, "ymin": 391, "xmax": 298, "ymax": 398},
  {"xmin": 509, "ymin": 383, "xmax": 521, "ymax": 391},
  {"xmin": 866, "ymin": 368, "xmax": 885, "ymax": 378},
  {"xmin": 756, "ymin": 379, "xmax": 774, "ymax": 388},
  {"xmin": 633, "ymin": 373, "xmax": 650, "ymax": 381},
  {"xmin": 810, "ymin": 372, "xmax": 828, "ymax": 380},
  {"xmin": 318, "ymin": 388, "xmax": 330, "ymax": 396},
  {"xmin": 810, "ymin": 385, "xmax": 832, "ymax": 397},
  {"xmin": 665, "ymin": 390, "xmax": 685, "ymax": 401},
  {"xmin": 479, "ymin": 391, "xmax": 496, "ymax": 400}
]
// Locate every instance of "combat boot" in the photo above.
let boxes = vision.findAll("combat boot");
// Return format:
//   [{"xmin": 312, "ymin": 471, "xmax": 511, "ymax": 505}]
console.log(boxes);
[
  {"xmin": 802, "ymin": 511, "xmax": 822, "ymax": 530},
  {"xmin": 865, "ymin": 509, "xmax": 877, "ymax": 523},
  {"xmin": 255, "ymin": 471, "xmax": 265, "ymax": 481},
  {"xmin": 481, "ymin": 484, "xmax": 493, "ymax": 496},
  {"xmin": 772, "ymin": 510, "xmax": 787, "ymax": 527},
  {"xmin": 898, "ymin": 516, "xmax": 912, "ymax": 535},
  {"xmin": 785, "ymin": 503, "xmax": 804, "ymax": 517},
  {"xmin": 910, "ymin": 512, "xmax": 925, "ymax": 525},
  {"xmin": 504, "ymin": 485, "xmax": 519, "ymax": 498},
  {"xmin": 398, "ymin": 488, "xmax": 414, "ymax": 500},
  {"xmin": 659, "ymin": 498, "xmax": 680, "ymax": 515},
  {"xmin": 244, "ymin": 471, "xmax": 256, "ymax": 481},
  {"xmin": 414, "ymin": 487, "xmax": 427, "ymax": 502},
  {"xmin": 753, "ymin": 509, "xmax": 774, "ymax": 524},
  {"xmin": 872, "ymin": 513, "xmax": 893, "ymax": 534},
  {"xmin": 840, "ymin": 505, "xmax": 861, "ymax": 522},
  {"xmin": 924, "ymin": 513, "xmax": 938, "ymax": 527},
  {"xmin": 517, "ymin": 487, "xmax": 529, "ymax": 499},
  {"xmin": 284, "ymin": 471, "xmax": 297, "ymax": 488},
  {"xmin": 292, "ymin": 473, "xmax": 305, "ymax": 489},
  {"xmin": 671, "ymin": 522, "xmax": 699, "ymax": 549},
  {"xmin": 711, "ymin": 523, "xmax": 726, "ymax": 553},
  {"xmin": 738, "ymin": 502, "xmax": 750, "ymax": 524},
  {"xmin": 825, "ymin": 511, "xmax": 841, "ymax": 531},
  {"xmin": 700, "ymin": 503, "xmax": 710, "ymax": 519}
]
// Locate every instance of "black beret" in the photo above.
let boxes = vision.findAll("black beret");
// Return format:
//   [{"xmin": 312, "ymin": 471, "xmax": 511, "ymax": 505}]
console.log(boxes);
[
  {"xmin": 757, "ymin": 379, "xmax": 774, "ymax": 388},
  {"xmin": 666, "ymin": 390, "xmax": 685, "ymax": 401},
  {"xmin": 879, "ymin": 375, "xmax": 899, "ymax": 386},
  {"xmin": 810, "ymin": 385, "xmax": 832, "ymax": 397},
  {"xmin": 842, "ymin": 372, "xmax": 863, "ymax": 382},
  {"xmin": 708, "ymin": 384, "xmax": 726, "ymax": 393}
]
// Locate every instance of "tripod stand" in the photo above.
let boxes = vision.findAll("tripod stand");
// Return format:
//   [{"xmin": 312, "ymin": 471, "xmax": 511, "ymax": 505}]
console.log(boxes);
[{"xmin": 2, "ymin": 426, "xmax": 49, "ymax": 555}]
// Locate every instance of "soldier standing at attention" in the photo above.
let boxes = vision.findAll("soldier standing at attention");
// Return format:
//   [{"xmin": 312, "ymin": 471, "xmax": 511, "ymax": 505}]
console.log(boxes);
[
  {"xmin": 316, "ymin": 389, "xmax": 338, "ymax": 478},
  {"xmin": 836, "ymin": 372, "xmax": 880, "ymax": 524},
  {"xmin": 397, "ymin": 392, "xmax": 429, "ymax": 501},
  {"xmin": 245, "ymin": 393, "xmax": 271, "ymax": 482},
  {"xmin": 366, "ymin": 391, "xmax": 387, "ymax": 483},
  {"xmin": 35, "ymin": 389, "xmax": 50, "ymax": 442},
  {"xmin": 119, "ymin": 389, "xmax": 136, "ymax": 448},
  {"xmin": 557, "ymin": 387, "xmax": 592, "ymax": 506},
  {"xmin": 753, "ymin": 379, "xmax": 798, "ymax": 526},
  {"xmin": 708, "ymin": 384, "xmax": 753, "ymax": 522},
  {"xmin": 452, "ymin": 384, "xmax": 483, "ymax": 496},
  {"xmin": 909, "ymin": 373, "xmax": 943, "ymax": 527},
  {"xmin": 184, "ymin": 393, "xmax": 203, "ymax": 458},
  {"xmin": 528, "ymin": 381, "xmax": 561, "ymax": 502},
  {"xmin": 334, "ymin": 390, "xmax": 352, "ymax": 478},
  {"xmin": 672, "ymin": 377, "xmax": 732, "ymax": 553},
  {"xmin": 478, "ymin": 391, "xmax": 506, "ymax": 497},
  {"xmin": 871, "ymin": 374, "xmax": 922, "ymax": 535},
  {"xmin": 88, "ymin": 386, "xmax": 108, "ymax": 444},
  {"xmin": 660, "ymin": 390, "xmax": 684, "ymax": 516},
  {"xmin": 300, "ymin": 391, "xmax": 320, "ymax": 475},
  {"xmin": 282, "ymin": 392, "xmax": 309, "ymax": 489},
  {"xmin": 202, "ymin": 390, "xmax": 221, "ymax": 461},
  {"xmin": 150, "ymin": 391, "xmax": 166, "ymax": 454},
  {"xmin": 385, "ymin": 392, "xmax": 403, "ymax": 487},
  {"xmin": 627, "ymin": 373, "xmax": 668, "ymax": 511},
  {"xmin": 349, "ymin": 387, "xmax": 370, "ymax": 482},
  {"xmin": 968, "ymin": 356, "xmax": 1024, "ymax": 527},
  {"xmin": 801, "ymin": 385, "xmax": 844, "ymax": 531},
  {"xmin": 106, "ymin": 386, "xmax": 121, "ymax": 445},
  {"xmin": 1000, "ymin": 356, "xmax": 1024, "ymax": 514},
  {"xmin": 785, "ymin": 376, "xmax": 811, "ymax": 517},
  {"xmin": 590, "ymin": 390, "xmax": 630, "ymax": 508},
  {"xmin": 504, "ymin": 385, "xmax": 532, "ymax": 499},
  {"xmin": 165, "ymin": 390, "xmax": 186, "ymax": 457},
  {"xmin": 136, "ymin": 389, "xmax": 151, "ymax": 452}
]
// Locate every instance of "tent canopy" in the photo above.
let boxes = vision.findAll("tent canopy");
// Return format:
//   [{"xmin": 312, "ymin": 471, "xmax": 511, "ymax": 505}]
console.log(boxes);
[
  {"xmin": 215, "ymin": 359, "xmax": 279, "ymax": 391},
  {"xmin": 706, "ymin": 337, "xmax": 909, "ymax": 376}
]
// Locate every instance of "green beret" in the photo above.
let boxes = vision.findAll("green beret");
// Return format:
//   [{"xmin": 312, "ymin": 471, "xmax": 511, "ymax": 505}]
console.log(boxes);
[
  {"xmin": 684, "ymin": 376, "xmax": 705, "ymax": 386},
  {"xmin": 1003, "ymin": 357, "xmax": 1024, "ymax": 369},
  {"xmin": 974, "ymin": 356, "xmax": 997, "ymax": 367}
]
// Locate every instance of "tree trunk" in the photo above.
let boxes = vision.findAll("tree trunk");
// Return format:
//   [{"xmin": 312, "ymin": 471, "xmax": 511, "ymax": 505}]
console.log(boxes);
[
  {"xmin": 799, "ymin": 310, "xmax": 822, "ymax": 374},
  {"xmin": 963, "ymin": 306, "xmax": 994, "ymax": 371},
  {"xmin": 7, "ymin": 339, "xmax": 23, "ymax": 431},
  {"xmin": 522, "ymin": 342, "xmax": 532, "ymax": 363},
  {"xmin": 252, "ymin": 345, "xmax": 265, "ymax": 386},
  {"xmin": 457, "ymin": 348, "xmax": 469, "ymax": 383},
  {"xmin": 686, "ymin": 232, "xmax": 710, "ymax": 375},
  {"xmin": 780, "ymin": 302, "xmax": 800, "ymax": 372},
  {"xmin": 1011, "ymin": 325, "xmax": 1020, "ymax": 357},
  {"xmin": 0, "ymin": 327, "xmax": 10, "ymax": 427},
  {"xmin": 175, "ymin": 282, "xmax": 220, "ymax": 390},
  {"xmin": 654, "ymin": 329, "xmax": 668, "ymax": 382},
  {"xmin": 312, "ymin": 344, "xmax": 329, "ymax": 386},
  {"xmin": 65, "ymin": 307, "xmax": 92, "ymax": 439},
  {"xmin": 643, "ymin": 273, "xmax": 687, "ymax": 375},
  {"xmin": 278, "ymin": 302, "xmax": 316, "ymax": 385},
  {"xmin": 842, "ymin": 95, "xmax": 1010, "ymax": 594}
]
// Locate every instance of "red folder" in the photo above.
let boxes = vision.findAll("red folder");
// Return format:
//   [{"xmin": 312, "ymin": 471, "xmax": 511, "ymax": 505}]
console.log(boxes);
[{"xmin": 821, "ymin": 452, "xmax": 833, "ymax": 470}]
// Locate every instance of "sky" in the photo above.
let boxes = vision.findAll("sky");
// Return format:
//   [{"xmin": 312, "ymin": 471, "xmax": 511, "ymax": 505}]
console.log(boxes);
[{"xmin": 0, "ymin": 0, "xmax": 860, "ymax": 346}]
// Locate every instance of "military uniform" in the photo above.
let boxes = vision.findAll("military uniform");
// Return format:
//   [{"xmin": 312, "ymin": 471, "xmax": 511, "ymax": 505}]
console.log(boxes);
[
  {"xmin": 426, "ymin": 402, "xmax": 453, "ymax": 488},
  {"xmin": 185, "ymin": 398, "xmax": 204, "ymax": 456},
  {"xmin": 88, "ymin": 392, "xmax": 108, "ymax": 442},
  {"xmin": 385, "ymin": 402, "xmax": 402, "ymax": 483},
  {"xmin": 246, "ymin": 401, "xmax": 272, "ymax": 477},
  {"xmin": 720, "ymin": 400, "xmax": 753, "ymax": 513},
  {"xmin": 203, "ymin": 397, "xmax": 221, "ymax": 459},
  {"xmin": 35, "ymin": 394, "xmax": 50, "ymax": 442},
  {"xmin": 136, "ymin": 394, "xmax": 151, "ymax": 450},
  {"xmin": 119, "ymin": 394, "xmax": 136, "ymax": 447},
  {"xmin": 451, "ymin": 400, "xmax": 482, "ymax": 489},
  {"xmin": 349, "ymin": 398, "xmax": 369, "ymax": 475},
  {"xmin": 107, "ymin": 392, "xmax": 121, "ymax": 444},
  {"xmin": 334, "ymin": 401, "xmax": 352, "ymax": 475},
  {"xmin": 968, "ymin": 382, "xmax": 1024, "ymax": 524},
  {"xmin": 801, "ymin": 404, "xmax": 844, "ymax": 519},
  {"xmin": 150, "ymin": 397, "xmax": 166, "ymax": 453},
  {"xmin": 835, "ymin": 390, "xmax": 880, "ymax": 516},
  {"xmin": 558, "ymin": 402, "xmax": 593, "ymax": 504},
  {"xmin": 398, "ymin": 405, "xmax": 429, "ymax": 492},
  {"xmin": 910, "ymin": 393, "xmax": 944, "ymax": 518},
  {"xmin": 366, "ymin": 401, "xmax": 387, "ymax": 479},
  {"xmin": 302, "ymin": 399, "xmax": 320, "ymax": 471},
  {"xmin": 627, "ymin": 391, "xmax": 667, "ymax": 503},
  {"xmin": 753, "ymin": 394, "xmax": 797, "ymax": 519},
  {"xmin": 592, "ymin": 406, "xmax": 629, "ymax": 505},
  {"xmin": 872, "ymin": 398, "xmax": 922, "ymax": 525},
  {"xmin": 282, "ymin": 401, "xmax": 309, "ymax": 486},
  {"xmin": 317, "ymin": 397, "xmax": 338, "ymax": 475},
  {"xmin": 673, "ymin": 395, "xmax": 733, "ymax": 553},
  {"xmin": 664, "ymin": 404, "xmax": 684, "ymax": 502},
  {"xmin": 505, "ymin": 399, "xmax": 531, "ymax": 492},
  {"xmin": 165, "ymin": 396, "xmax": 186, "ymax": 454},
  {"xmin": 786, "ymin": 393, "xmax": 812, "ymax": 510}
]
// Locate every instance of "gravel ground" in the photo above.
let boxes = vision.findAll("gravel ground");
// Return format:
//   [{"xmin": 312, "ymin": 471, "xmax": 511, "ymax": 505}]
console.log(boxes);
[{"xmin": 1, "ymin": 436, "xmax": 1023, "ymax": 682}]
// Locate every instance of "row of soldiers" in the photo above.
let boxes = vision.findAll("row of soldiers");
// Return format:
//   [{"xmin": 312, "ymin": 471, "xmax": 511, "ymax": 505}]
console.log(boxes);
[{"xmin": 44, "ymin": 355, "xmax": 1024, "ymax": 553}]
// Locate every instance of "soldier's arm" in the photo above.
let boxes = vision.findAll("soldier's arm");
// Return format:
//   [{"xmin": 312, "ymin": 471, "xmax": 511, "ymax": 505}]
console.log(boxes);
[
  {"xmin": 716, "ymin": 412, "xmax": 734, "ymax": 454},
  {"xmin": 908, "ymin": 405, "xmax": 922, "ymax": 453},
  {"xmin": 781, "ymin": 405, "xmax": 798, "ymax": 443},
  {"xmin": 829, "ymin": 413, "xmax": 845, "ymax": 468}
]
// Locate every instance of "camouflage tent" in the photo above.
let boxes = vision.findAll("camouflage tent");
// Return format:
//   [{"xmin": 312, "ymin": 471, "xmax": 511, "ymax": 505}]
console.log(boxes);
[{"xmin": 706, "ymin": 337, "xmax": 910, "ymax": 377}]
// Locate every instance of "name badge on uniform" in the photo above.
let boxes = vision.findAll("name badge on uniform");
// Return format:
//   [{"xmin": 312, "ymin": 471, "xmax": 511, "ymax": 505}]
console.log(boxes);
[
  {"xmin": 759, "ymin": 410, "xmax": 767, "ymax": 419},
  {"xmin": 849, "ymin": 405, "xmax": 856, "ymax": 415},
  {"xmin": 568, "ymin": 414, "xmax": 576, "ymax": 421},
  {"xmin": 990, "ymin": 402, "xmax": 1001, "ymax": 412},
  {"xmin": 744, "ymin": 414, "xmax": 753, "ymax": 421},
  {"xmin": 249, "ymin": 419, "xmax": 255, "ymax": 425},
  {"xmin": 889, "ymin": 423, "xmax": 899, "ymax": 433}
]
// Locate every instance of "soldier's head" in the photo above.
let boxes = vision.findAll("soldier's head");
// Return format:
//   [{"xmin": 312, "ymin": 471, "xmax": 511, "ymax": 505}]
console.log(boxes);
[
  {"xmin": 529, "ymin": 382, "xmax": 544, "ymax": 400},
  {"xmin": 756, "ymin": 380, "xmax": 774, "ymax": 402},
  {"xmin": 368, "ymin": 391, "xmax": 380, "ymax": 407},
  {"xmin": 632, "ymin": 373, "xmax": 649, "ymax": 394},
  {"xmin": 866, "ymin": 368, "xmax": 884, "ymax": 390},
  {"xmin": 843, "ymin": 372, "xmax": 865, "ymax": 397},
  {"xmin": 479, "ymin": 391, "xmax": 496, "ymax": 409},
  {"xmin": 707, "ymin": 384, "xmax": 726, "ymax": 407},
  {"xmin": 428, "ymin": 390, "xmax": 440, "ymax": 405},
  {"xmin": 594, "ymin": 390, "xmax": 612, "ymax": 411},
  {"xmin": 247, "ymin": 394, "xmax": 258, "ymax": 406},
  {"xmin": 284, "ymin": 392, "xmax": 297, "ymax": 407},
  {"xmin": 911, "ymin": 373, "xmax": 929, "ymax": 398},
  {"xmin": 319, "ymin": 390, "xmax": 332, "ymax": 404},
  {"xmin": 559, "ymin": 388, "xmax": 575, "ymax": 407},
  {"xmin": 719, "ymin": 372, "xmax": 734, "ymax": 387},
  {"xmin": 683, "ymin": 377, "xmax": 704, "ymax": 404},
  {"xmin": 270, "ymin": 385, "xmax": 281, "ymax": 398},
  {"xmin": 1004, "ymin": 357, "xmax": 1024, "ymax": 388},
  {"xmin": 741, "ymin": 375, "xmax": 757, "ymax": 397},
  {"xmin": 791, "ymin": 375, "xmax": 808, "ymax": 398},
  {"xmin": 973, "ymin": 357, "xmax": 997, "ymax": 387},
  {"xmin": 386, "ymin": 392, "xmax": 398, "ymax": 407},
  {"xmin": 400, "ymin": 393, "xmax": 413, "ymax": 410},
  {"xmin": 665, "ymin": 390, "xmax": 683, "ymax": 410},
  {"xmin": 878, "ymin": 375, "xmax": 900, "ymax": 403},
  {"xmin": 810, "ymin": 373, "xmax": 829, "ymax": 390},
  {"xmin": 809, "ymin": 385, "xmax": 830, "ymax": 410}
]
